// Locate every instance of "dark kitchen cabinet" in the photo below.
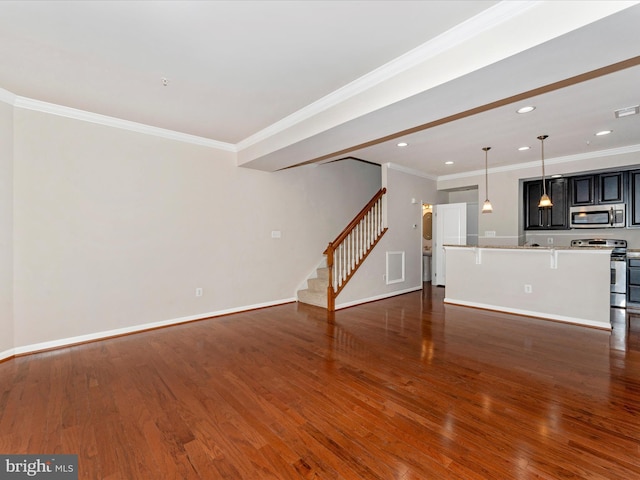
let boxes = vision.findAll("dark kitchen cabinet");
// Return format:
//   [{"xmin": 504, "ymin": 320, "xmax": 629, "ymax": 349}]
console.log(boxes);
[
  {"xmin": 571, "ymin": 175, "xmax": 596, "ymax": 205},
  {"xmin": 524, "ymin": 178, "xmax": 569, "ymax": 230},
  {"xmin": 524, "ymin": 181, "xmax": 545, "ymax": 229},
  {"xmin": 599, "ymin": 172, "xmax": 625, "ymax": 203},
  {"xmin": 629, "ymin": 170, "xmax": 640, "ymax": 227},
  {"xmin": 571, "ymin": 172, "xmax": 624, "ymax": 206},
  {"xmin": 628, "ymin": 257, "xmax": 640, "ymax": 306}
]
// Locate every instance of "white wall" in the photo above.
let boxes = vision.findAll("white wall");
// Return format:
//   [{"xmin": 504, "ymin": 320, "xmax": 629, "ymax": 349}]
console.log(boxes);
[
  {"xmin": 440, "ymin": 169, "xmax": 522, "ymax": 246},
  {"xmin": 447, "ymin": 189, "xmax": 478, "ymax": 204},
  {"xmin": 337, "ymin": 164, "xmax": 437, "ymax": 307},
  {"xmin": 444, "ymin": 246, "xmax": 611, "ymax": 329},
  {"xmin": 7, "ymin": 105, "xmax": 639, "ymax": 356},
  {"xmin": 10, "ymin": 108, "xmax": 381, "ymax": 353},
  {"xmin": 438, "ymin": 150, "xmax": 640, "ymax": 248},
  {"xmin": 0, "ymin": 101, "xmax": 13, "ymax": 356}
]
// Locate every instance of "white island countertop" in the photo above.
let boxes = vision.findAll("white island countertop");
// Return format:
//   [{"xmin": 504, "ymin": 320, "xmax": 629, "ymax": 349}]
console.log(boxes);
[
  {"xmin": 444, "ymin": 244, "xmax": 613, "ymax": 250},
  {"xmin": 443, "ymin": 245, "xmax": 612, "ymax": 330}
]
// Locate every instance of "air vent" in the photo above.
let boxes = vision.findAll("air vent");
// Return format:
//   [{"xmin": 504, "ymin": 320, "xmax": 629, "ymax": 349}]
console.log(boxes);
[{"xmin": 614, "ymin": 105, "xmax": 639, "ymax": 118}]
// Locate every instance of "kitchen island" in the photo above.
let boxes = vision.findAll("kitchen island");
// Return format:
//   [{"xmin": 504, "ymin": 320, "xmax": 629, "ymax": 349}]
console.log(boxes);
[{"xmin": 443, "ymin": 245, "xmax": 612, "ymax": 330}]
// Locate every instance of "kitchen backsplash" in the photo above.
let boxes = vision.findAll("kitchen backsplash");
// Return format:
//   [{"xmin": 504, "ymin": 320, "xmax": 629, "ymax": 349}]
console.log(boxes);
[{"xmin": 525, "ymin": 228, "xmax": 640, "ymax": 249}]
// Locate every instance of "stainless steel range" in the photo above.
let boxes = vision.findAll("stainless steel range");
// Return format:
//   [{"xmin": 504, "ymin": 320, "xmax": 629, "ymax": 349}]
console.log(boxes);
[{"xmin": 570, "ymin": 238, "xmax": 627, "ymax": 308}]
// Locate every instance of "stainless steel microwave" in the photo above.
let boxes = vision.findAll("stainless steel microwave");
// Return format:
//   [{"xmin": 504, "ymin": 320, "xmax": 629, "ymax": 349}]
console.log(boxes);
[{"xmin": 569, "ymin": 203, "xmax": 625, "ymax": 228}]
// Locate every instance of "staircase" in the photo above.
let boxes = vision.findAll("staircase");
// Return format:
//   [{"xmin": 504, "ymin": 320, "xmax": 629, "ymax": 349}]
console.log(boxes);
[
  {"xmin": 296, "ymin": 264, "xmax": 330, "ymax": 308},
  {"xmin": 297, "ymin": 188, "xmax": 387, "ymax": 311}
]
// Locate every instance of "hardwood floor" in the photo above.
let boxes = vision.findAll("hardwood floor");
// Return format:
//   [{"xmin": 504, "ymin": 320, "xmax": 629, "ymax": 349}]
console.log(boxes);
[{"xmin": 1, "ymin": 285, "xmax": 640, "ymax": 479}]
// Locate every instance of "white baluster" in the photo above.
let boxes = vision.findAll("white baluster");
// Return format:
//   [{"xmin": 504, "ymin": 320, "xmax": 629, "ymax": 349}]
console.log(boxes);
[
  {"xmin": 347, "ymin": 232, "xmax": 352, "ymax": 276},
  {"xmin": 331, "ymin": 245, "xmax": 340, "ymax": 292},
  {"xmin": 336, "ymin": 245, "xmax": 341, "ymax": 289},
  {"xmin": 373, "ymin": 207, "xmax": 376, "ymax": 242},
  {"xmin": 345, "ymin": 234, "xmax": 349, "ymax": 279},
  {"xmin": 371, "ymin": 206, "xmax": 376, "ymax": 245},
  {"xmin": 374, "ymin": 201, "xmax": 378, "ymax": 236},
  {"xmin": 347, "ymin": 232, "xmax": 351, "ymax": 274},
  {"xmin": 352, "ymin": 229, "xmax": 356, "ymax": 269},
  {"xmin": 346, "ymin": 233, "xmax": 350, "ymax": 274},
  {"xmin": 342, "ymin": 242, "xmax": 346, "ymax": 287}
]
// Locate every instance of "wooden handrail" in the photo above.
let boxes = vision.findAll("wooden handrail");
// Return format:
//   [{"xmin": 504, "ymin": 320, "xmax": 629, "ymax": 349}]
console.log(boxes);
[
  {"xmin": 324, "ymin": 188, "xmax": 386, "ymax": 254},
  {"xmin": 324, "ymin": 188, "xmax": 387, "ymax": 311}
]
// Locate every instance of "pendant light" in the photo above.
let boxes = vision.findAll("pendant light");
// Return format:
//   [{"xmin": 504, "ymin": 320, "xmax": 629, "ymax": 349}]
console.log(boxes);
[
  {"xmin": 481, "ymin": 147, "xmax": 493, "ymax": 213},
  {"xmin": 537, "ymin": 135, "xmax": 553, "ymax": 208}
]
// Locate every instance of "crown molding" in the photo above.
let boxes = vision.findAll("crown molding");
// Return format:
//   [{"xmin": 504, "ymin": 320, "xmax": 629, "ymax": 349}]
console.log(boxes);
[
  {"xmin": 236, "ymin": 1, "xmax": 536, "ymax": 151},
  {"xmin": 12, "ymin": 95, "xmax": 236, "ymax": 151},
  {"xmin": 436, "ymin": 143, "xmax": 640, "ymax": 181},
  {"xmin": 0, "ymin": 87, "xmax": 16, "ymax": 106}
]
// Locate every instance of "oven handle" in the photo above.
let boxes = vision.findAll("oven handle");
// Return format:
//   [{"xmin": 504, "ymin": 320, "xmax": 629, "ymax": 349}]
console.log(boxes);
[{"xmin": 611, "ymin": 207, "xmax": 614, "ymax": 227}]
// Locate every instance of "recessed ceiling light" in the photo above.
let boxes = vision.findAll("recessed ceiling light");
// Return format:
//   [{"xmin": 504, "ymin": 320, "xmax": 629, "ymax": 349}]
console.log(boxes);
[
  {"xmin": 595, "ymin": 130, "xmax": 612, "ymax": 136},
  {"xmin": 397, "ymin": 142, "xmax": 408, "ymax": 147},
  {"xmin": 517, "ymin": 106, "xmax": 536, "ymax": 114},
  {"xmin": 445, "ymin": 161, "xmax": 454, "ymax": 165},
  {"xmin": 518, "ymin": 146, "xmax": 530, "ymax": 151}
]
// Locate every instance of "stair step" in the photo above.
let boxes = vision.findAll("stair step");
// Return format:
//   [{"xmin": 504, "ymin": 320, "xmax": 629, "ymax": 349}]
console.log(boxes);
[
  {"xmin": 316, "ymin": 267, "xmax": 329, "ymax": 281},
  {"xmin": 307, "ymin": 277, "xmax": 328, "ymax": 293},
  {"xmin": 297, "ymin": 289, "xmax": 327, "ymax": 308}
]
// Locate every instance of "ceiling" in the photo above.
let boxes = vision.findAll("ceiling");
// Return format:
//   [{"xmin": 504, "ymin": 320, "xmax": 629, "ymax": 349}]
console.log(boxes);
[{"xmin": 1, "ymin": 1, "xmax": 640, "ymax": 179}]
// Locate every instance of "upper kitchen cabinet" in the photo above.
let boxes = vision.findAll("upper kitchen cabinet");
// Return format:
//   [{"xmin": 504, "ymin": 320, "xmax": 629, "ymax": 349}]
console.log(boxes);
[
  {"xmin": 571, "ymin": 172, "xmax": 625, "ymax": 206},
  {"xmin": 571, "ymin": 175, "xmax": 596, "ymax": 205},
  {"xmin": 599, "ymin": 172, "xmax": 625, "ymax": 203},
  {"xmin": 524, "ymin": 178, "xmax": 569, "ymax": 230},
  {"xmin": 629, "ymin": 170, "xmax": 640, "ymax": 227}
]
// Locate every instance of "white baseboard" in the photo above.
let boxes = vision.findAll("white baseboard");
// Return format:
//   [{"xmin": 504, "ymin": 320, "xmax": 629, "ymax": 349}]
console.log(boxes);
[
  {"xmin": 335, "ymin": 286, "xmax": 422, "ymax": 310},
  {"xmin": 7, "ymin": 297, "xmax": 296, "ymax": 359},
  {"xmin": 0, "ymin": 348, "xmax": 16, "ymax": 362},
  {"xmin": 443, "ymin": 297, "xmax": 611, "ymax": 330}
]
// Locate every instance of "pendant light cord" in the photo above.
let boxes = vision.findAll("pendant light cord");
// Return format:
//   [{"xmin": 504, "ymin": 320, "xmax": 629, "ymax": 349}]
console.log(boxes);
[
  {"xmin": 539, "ymin": 135, "xmax": 548, "ymax": 196},
  {"xmin": 483, "ymin": 147, "xmax": 490, "ymax": 201},
  {"xmin": 485, "ymin": 150, "xmax": 489, "ymax": 200}
]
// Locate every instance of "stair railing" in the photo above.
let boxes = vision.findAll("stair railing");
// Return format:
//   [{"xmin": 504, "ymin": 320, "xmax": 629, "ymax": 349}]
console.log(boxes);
[{"xmin": 324, "ymin": 188, "xmax": 388, "ymax": 311}]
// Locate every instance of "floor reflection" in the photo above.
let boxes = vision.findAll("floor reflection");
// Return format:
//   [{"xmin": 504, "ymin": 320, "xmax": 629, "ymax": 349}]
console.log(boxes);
[{"xmin": 296, "ymin": 285, "xmax": 640, "ymax": 477}]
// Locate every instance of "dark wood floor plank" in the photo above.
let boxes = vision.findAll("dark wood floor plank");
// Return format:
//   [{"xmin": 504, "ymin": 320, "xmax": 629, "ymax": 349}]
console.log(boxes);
[{"xmin": 2, "ymin": 285, "xmax": 640, "ymax": 479}]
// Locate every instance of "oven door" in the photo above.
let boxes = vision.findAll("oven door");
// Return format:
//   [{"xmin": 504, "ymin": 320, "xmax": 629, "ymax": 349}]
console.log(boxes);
[{"xmin": 611, "ymin": 258, "xmax": 626, "ymax": 308}]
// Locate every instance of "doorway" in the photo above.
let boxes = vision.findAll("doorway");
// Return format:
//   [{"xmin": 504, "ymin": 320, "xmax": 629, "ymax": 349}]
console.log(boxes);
[
  {"xmin": 433, "ymin": 203, "xmax": 467, "ymax": 286},
  {"xmin": 422, "ymin": 204, "xmax": 433, "ymax": 283}
]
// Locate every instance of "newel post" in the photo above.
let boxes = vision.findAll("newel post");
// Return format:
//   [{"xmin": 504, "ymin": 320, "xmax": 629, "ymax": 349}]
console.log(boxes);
[{"xmin": 326, "ymin": 242, "xmax": 335, "ymax": 312}]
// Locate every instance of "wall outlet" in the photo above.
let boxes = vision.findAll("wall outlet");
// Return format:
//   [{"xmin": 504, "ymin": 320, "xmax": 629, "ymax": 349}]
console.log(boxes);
[
  {"xmin": 271, "ymin": 230, "xmax": 282, "ymax": 238},
  {"xmin": 547, "ymin": 237, "xmax": 554, "ymax": 244},
  {"xmin": 524, "ymin": 284, "xmax": 532, "ymax": 294},
  {"xmin": 195, "ymin": 288, "xmax": 203, "ymax": 297}
]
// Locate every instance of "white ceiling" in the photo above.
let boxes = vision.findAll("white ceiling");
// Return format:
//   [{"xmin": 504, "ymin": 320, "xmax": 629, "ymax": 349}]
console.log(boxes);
[{"xmin": 1, "ymin": 1, "xmax": 640, "ymax": 178}]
